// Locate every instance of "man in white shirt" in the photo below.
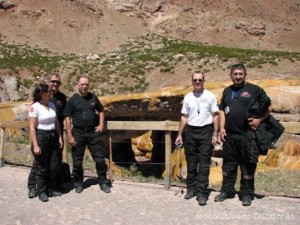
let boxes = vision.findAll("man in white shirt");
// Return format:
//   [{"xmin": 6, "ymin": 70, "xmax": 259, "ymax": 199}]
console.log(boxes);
[{"xmin": 175, "ymin": 71, "xmax": 219, "ymax": 206}]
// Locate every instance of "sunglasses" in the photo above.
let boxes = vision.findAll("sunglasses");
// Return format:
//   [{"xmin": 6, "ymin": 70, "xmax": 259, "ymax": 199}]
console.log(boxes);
[
  {"xmin": 232, "ymin": 72, "xmax": 244, "ymax": 76},
  {"xmin": 51, "ymin": 80, "xmax": 61, "ymax": 84},
  {"xmin": 193, "ymin": 79, "xmax": 203, "ymax": 82}
]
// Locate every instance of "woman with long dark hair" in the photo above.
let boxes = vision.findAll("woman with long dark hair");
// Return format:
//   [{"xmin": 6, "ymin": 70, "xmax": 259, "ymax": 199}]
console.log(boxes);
[{"xmin": 28, "ymin": 83, "xmax": 63, "ymax": 202}]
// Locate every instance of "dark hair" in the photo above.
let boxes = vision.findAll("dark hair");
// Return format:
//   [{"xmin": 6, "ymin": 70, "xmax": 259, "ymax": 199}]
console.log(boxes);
[
  {"xmin": 32, "ymin": 83, "xmax": 49, "ymax": 102},
  {"xmin": 77, "ymin": 74, "xmax": 90, "ymax": 82},
  {"xmin": 230, "ymin": 63, "xmax": 247, "ymax": 75},
  {"xmin": 191, "ymin": 70, "xmax": 205, "ymax": 81},
  {"xmin": 48, "ymin": 72, "xmax": 61, "ymax": 82}
]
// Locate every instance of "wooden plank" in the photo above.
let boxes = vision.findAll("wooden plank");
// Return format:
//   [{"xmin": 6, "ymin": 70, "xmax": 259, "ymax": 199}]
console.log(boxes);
[
  {"xmin": 107, "ymin": 121, "xmax": 179, "ymax": 131},
  {"xmin": 0, "ymin": 121, "xmax": 28, "ymax": 128},
  {"xmin": 1, "ymin": 121, "xmax": 299, "ymax": 133},
  {"xmin": 281, "ymin": 122, "xmax": 300, "ymax": 134},
  {"xmin": 109, "ymin": 131, "xmax": 113, "ymax": 182},
  {"xmin": 0, "ymin": 128, "xmax": 4, "ymax": 167},
  {"xmin": 164, "ymin": 131, "xmax": 172, "ymax": 190},
  {"xmin": 108, "ymin": 121, "xmax": 299, "ymax": 133}
]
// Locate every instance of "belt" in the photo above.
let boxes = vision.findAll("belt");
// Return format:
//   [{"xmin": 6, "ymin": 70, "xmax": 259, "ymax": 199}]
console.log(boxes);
[
  {"xmin": 36, "ymin": 129, "xmax": 56, "ymax": 134},
  {"xmin": 73, "ymin": 126, "xmax": 95, "ymax": 132},
  {"xmin": 187, "ymin": 124, "xmax": 213, "ymax": 130}
]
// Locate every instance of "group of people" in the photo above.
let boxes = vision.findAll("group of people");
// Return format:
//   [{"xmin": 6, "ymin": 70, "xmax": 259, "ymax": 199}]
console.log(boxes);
[
  {"xmin": 28, "ymin": 63, "xmax": 271, "ymax": 206},
  {"xmin": 175, "ymin": 63, "xmax": 271, "ymax": 206},
  {"xmin": 27, "ymin": 74, "xmax": 110, "ymax": 202}
]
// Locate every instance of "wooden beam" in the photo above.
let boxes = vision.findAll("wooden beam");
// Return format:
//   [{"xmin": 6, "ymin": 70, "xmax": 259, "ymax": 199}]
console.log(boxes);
[
  {"xmin": 0, "ymin": 128, "xmax": 4, "ymax": 167},
  {"xmin": 107, "ymin": 120, "xmax": 179, "ymax": 131},
  {"xmin": 281, "ymin": 122, "xmax": 300, "ymax": 134},
  {"xmin": 164, "ymin": 131, "xmax": 172, "ymax": 189},
  {"xmin": 3, "ymin": 120, "xmax": 297, "ymax": 134},
  {"xmin": 109, "ymin": 131, "xmax": 113, "ymax": 182},
  {"xmin": 0, "ymin": 121, "xmax": 28, "ymax": 128}
]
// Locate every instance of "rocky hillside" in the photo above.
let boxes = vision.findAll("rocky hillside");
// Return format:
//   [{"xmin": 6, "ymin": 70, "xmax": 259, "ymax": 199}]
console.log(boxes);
[
  {"xmin": 1, "ymin": 0, "xmax": 300, "ymax": 53},
  {"xmin": 0, "ymin": 0, "xmax": 299, "ymax": 101}
]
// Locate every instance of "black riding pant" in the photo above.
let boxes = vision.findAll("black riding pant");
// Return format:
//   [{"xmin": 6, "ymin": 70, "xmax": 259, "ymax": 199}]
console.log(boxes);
[
  {"xmin": 72, "ymin": 127, "xmax": 109, "ymax": 187},
  {"xmin": 30, "ymin": 129, "xmax": 60, "ymax": 195},
  {"xmin": 221, "ymin": 132, "xmax": 258, "ymax": 196},
  {"xmin": 184, "ymin": 124, "xmax": 213, "ymax": 196}
]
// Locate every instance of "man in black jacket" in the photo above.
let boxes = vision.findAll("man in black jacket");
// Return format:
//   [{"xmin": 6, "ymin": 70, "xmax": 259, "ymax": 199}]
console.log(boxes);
[
  {"xmin": 215, "ymin": 64, "xmax": 271, "ymax": 206},
  {"xmin": 64, "ymin": 74, "xmax": 111, "ymax": 194}
]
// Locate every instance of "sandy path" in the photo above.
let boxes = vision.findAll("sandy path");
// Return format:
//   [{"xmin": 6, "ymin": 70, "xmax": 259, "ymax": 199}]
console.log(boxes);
[{"xmin": 0, "ymin": 166, "xmax": 299, "ymax": 225}]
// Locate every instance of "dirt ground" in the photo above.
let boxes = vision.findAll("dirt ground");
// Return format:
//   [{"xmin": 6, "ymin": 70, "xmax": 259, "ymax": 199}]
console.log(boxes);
[{"xmin": 0, "ymin": 165, "xmax": 299, "ymax": 225}]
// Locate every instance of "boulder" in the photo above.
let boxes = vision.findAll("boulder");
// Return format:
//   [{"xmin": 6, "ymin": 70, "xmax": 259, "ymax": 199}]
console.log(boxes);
[
  {"xmin": 0, "ymin": 0, "xmax": 16, "ymax": 10},
  {"xmin": 131, "ymin": 131, "xmax": 153, "ymax": 158}
]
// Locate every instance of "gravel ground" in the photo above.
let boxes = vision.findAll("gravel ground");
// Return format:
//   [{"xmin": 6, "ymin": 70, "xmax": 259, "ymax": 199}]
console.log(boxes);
[{"xmin": 0, "ymin": 165, "xmax": 299, "ymax": 225}]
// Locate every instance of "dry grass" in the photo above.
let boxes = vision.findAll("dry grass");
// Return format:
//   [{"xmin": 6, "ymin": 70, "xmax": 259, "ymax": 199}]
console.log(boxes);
[{"xmin": 255, "ymin": 169, "xmax": 300, "ymax": 197}]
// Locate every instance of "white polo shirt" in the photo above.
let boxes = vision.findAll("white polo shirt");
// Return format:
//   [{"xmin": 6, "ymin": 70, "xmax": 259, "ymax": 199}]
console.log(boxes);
[
  {"xmin": 181, "ymin": 89, "xmax": 219, "ymax": 127},
  {"xmin": 28, "ymin": 101, "xmax": 57, "ymax": 130}
]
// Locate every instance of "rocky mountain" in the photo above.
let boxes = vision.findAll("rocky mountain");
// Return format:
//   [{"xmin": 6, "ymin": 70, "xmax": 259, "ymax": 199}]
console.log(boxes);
[
  {"xmin": 0, "ymin": 0, "xmax": 299, "ymax": 100},
  {"xmin": 1, "ymin": 0, "xmax": 300, "ymax": 53}
]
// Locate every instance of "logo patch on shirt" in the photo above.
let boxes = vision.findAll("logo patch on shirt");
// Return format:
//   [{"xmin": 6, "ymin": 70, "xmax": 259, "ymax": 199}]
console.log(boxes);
[
  {"xmin": 29, "ymin": 106, "xmax": 35, "ymax": 113},
  {"xmin": 241, "ymin": 92, "xmax": 251, "ymax": 97}
]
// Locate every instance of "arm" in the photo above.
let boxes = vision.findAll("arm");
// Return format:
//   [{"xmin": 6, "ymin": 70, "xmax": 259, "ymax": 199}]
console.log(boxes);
[
  {"xmin": 219, "ymin": 110, "xmax": 226, "ymax": 142},
  {"xmin": 55, "ymin": 117, "xmax": 63, "ymax": 149},
  {"xmin": 28, "ymin": 117, "xmax": 41, "ymax": 155},
  {"xmin": 65, "ymin": 116, "xmax": 76, "ymax": 147},
  {"xmin": 212, "ymin": 112, "xmax": 219, "ymax": 145},
  {"xmin": 249, "ymin": 105, "xmax": 272, "ymax": 130},
  {"xmin": 95, "ymin": 111, "xmax": 105, "ymax": 133},
  {"xmin": 175, "ymin": 114, "xmax": 188, "ymax": 145}
]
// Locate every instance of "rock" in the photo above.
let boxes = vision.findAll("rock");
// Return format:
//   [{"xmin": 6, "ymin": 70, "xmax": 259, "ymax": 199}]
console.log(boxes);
[
  {"xmin": 0, "ymin": 76, "xmax": 10, "ymax": 102},
  {"xmin": 114, "ymin": 3, "xmax": 136, "ymax": 12},
  {"xmin": 141, "ymin": 1, "xmax": 162, "ymax": 14},
  {"xmin": 235, "ymin": 21, "xmax": 266, "ymax": 37},
  {"xmin": 20, "ymin": 9, "xmax": 43, "ymax": 20},
  {"xmin": 12, "ymin": 102, "xmax": 31, "ymax": 121},
  {"xmin": 0, "ymin": 0, "xmax": 16, "ymax": 10},
  {"xmin": 281, "ymin": 140, "xmax": 300, "ymax": 156},
  {"xmin": 263, "ymin": 150, "xmax": 300, "ymax": 169},
  {"xmin": 162, "ymin": 147, "xmax": 187, "ymax": 181},
  {"xmin": 267, "ymin": 87, "xmax": 300, "ymax": 114},
  {"xmin": 260, "ymin": 136, "xmax": 300, "ymax": 169},
  {"xmin": 2, "ymin": 76, "xmax": 21, "ymax": 101},
  {"xmin": 106, "ymin": 52, "xmax": 118, "ymax": 58},
  {"xmin": 70, "ymin": 0, "xmax": 103, "ymax": 18},
  {"xmin": 173, "ymin": 54, "xmax": 185, "ymax": 60},
  {"xmin": 86, "ymin": 54, "xmax": 100, "ymax": 60},
  {"xmin": 131, "ymin": 131, "xmax": 153, "ymax": 158}
]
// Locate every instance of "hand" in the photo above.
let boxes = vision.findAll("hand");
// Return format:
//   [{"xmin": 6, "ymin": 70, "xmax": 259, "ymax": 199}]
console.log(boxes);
[
  {"xmin": 248, "ymin": 118, "xmax": 261, "ymax": 130},
  {"xmin": 220, "ymin": 128, "xmax": 226, "ymax": 142},
  {"xmin": 33, "ymin": 146, "xmax": 41, "ymax": 155},
  {"xmin": 175, "ymin": 136, "xmax": 183, "ymax": 147},
  {"xmin": 95, "ymin": 124, "xmax": 103, "ymax": 133},
  {"xmin": 59, "ymin": 137, "xmax": 64, "ymax": 149},
  {"xmin": 212, "ymin": 135, "xmax": 218, "ymax": 145},
  {"xmin": 68, "ymin": 135, "xmax": 77, "ymax": 147}
]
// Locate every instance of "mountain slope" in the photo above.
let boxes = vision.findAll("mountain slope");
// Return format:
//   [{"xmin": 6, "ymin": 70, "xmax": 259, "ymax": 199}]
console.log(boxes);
[{"xmin": 1, "ymin": 0, "xmax": 300, "ymax": 54}]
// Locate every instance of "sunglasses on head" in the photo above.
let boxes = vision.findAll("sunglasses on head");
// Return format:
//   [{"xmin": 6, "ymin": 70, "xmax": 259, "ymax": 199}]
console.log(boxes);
[{"xmin": 51, "ymin": 80, "xmax": 61, "ymax": 84}]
